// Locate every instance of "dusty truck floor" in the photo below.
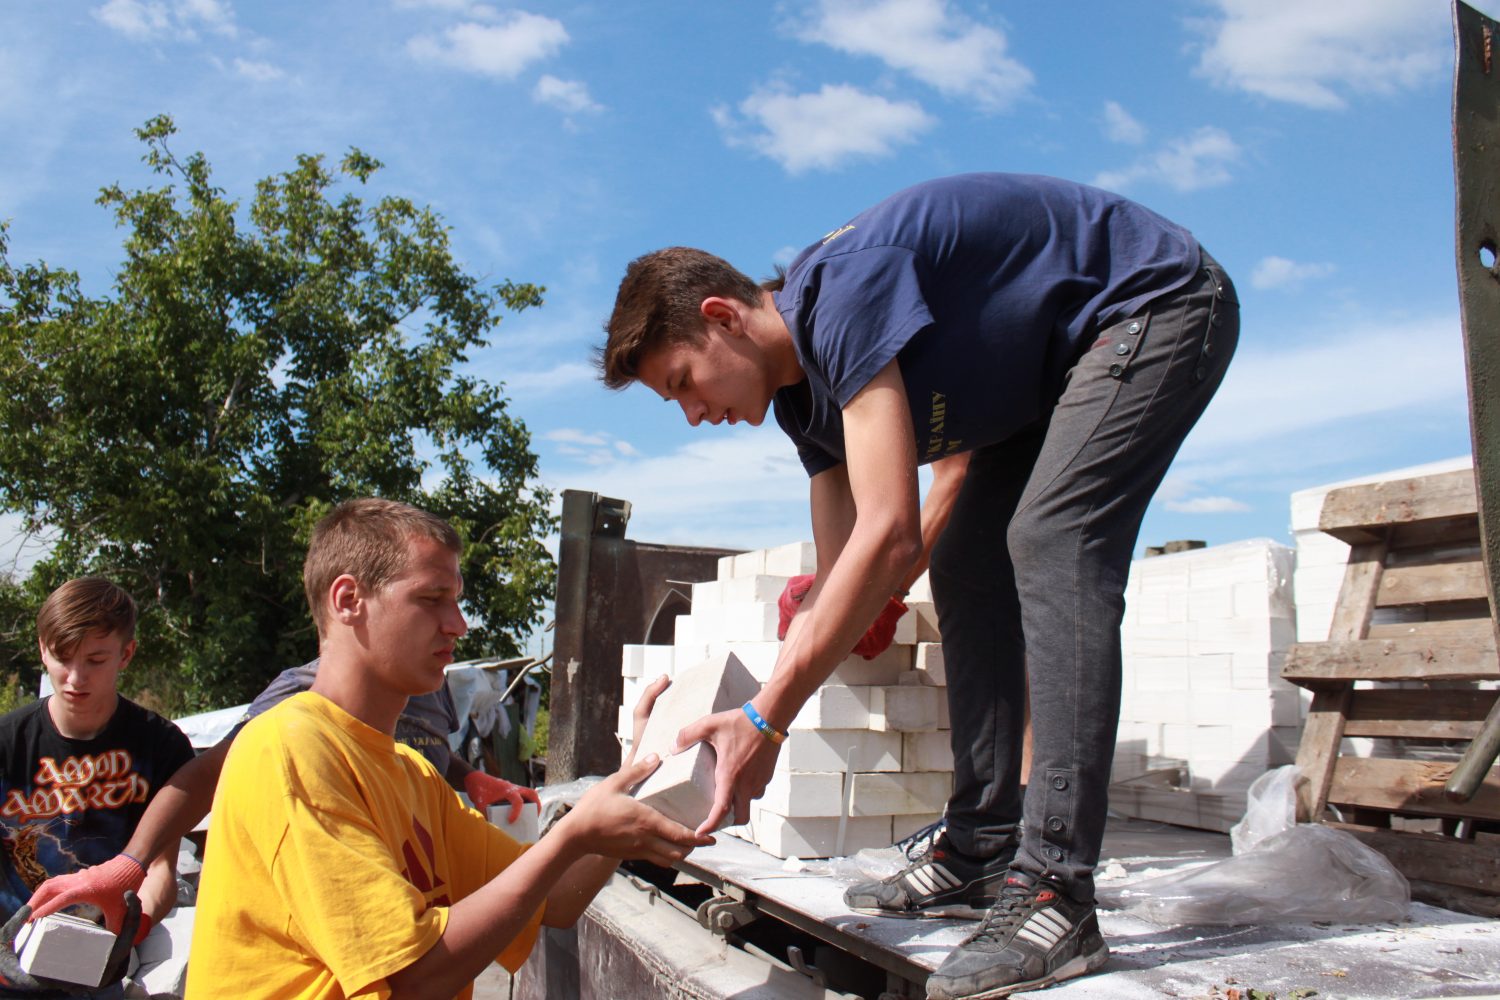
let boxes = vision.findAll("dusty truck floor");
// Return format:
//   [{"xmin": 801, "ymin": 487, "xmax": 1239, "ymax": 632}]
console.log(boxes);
[{"xmin": 472, "ymin": 817, "xmax": 1500, "ymax": 998}]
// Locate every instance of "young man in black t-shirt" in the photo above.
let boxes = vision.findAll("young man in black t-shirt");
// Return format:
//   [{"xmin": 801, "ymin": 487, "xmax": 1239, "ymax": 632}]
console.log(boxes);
[{"xmin": 0, "ymin": 577, "xmax": 194, "ymax": 997}]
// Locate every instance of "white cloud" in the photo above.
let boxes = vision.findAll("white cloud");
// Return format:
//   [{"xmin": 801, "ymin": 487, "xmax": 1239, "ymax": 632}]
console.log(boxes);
[
  {"xmin": 93, "ymin": 0, "xmax": 170, "ymax": 39},
  {"xmin": 544, "ymin": 428, "xmax": 610, "ymax": 447},
  {"xmin": 233, "ymin": 57, "xmax": 283, "ymax": 82},
  {"xmin": 1192, "ymin": 0, "xmax": 1447, "ymax": 110},
  {"xmin": 533, "ymin": 75, "xmax": 601, "ymax": 115},
  {"xmin": 408, "ymin": 13, "xmax": 567, "ymax": 79},
  {"xmin": 504, "ymin": 361, "xmax": 597, "ymax": 397},
  {"xmin": 793, "ymin": 0, "xmax": 1032, "ymax": 111},
  {"xmin": 538, "ymin": 428, "xmax": 812, "ymax": 549},
  {"xmin": 1180, "ymin": 314, "xmax": 1466, "ymax": 458},
  {"xmin": 1250, "ymin": 256, "xmax": 1335, "ymax": 290},
  {"xmin": 1102, "ymin": 100, "xmax": 1145, "ymax": 145},
  {"xmin": 1163, "ymin": 495, "xmax": 1251, "ymax": 514},
  {"xmin": 1093, "ymin": 126, "xmax": 1240, "ymax": 193},
  {"xmin": 93, "ymin": 0, "xmax": 235, "ymax": 40},
  {"xmin": 714, "ymin": 84, "xmax": 933, "ymax": 174}
]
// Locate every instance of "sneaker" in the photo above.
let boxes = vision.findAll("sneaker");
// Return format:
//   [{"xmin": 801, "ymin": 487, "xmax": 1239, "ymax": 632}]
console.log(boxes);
[
  {"xmin": 844, "ymin": 835, "xmax": 1014, "ymax": 919},
  {"xmin": 924, "ymin": 876, "xmax": 1108, "ymax": 998}
]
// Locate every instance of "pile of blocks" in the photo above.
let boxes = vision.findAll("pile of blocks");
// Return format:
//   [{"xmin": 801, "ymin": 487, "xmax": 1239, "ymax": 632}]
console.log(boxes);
[
  {"xmin": 618, "ymin": 541, "xmax": 951, "ymax": 859},
  {"xmin": 1113, "ymin": 538, "xmax": 1301, "ymax": 831}
]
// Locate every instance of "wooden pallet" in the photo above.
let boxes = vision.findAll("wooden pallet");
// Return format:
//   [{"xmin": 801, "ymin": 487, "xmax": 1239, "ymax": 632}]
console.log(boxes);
[{"xmin": 1283, "ymin": 468, "xmax": 1500, "ymax": 894}]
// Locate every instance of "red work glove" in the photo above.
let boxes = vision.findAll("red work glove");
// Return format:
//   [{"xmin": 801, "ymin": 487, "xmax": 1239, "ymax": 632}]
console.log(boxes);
[
  {"xmin": 851, "ymin": 596, "xmax": 908, "ymax": 660},
  {"xmin": 133, "ymin": 912, "xmax": 154, "ymax": 947},
  {"xmin": 464, "ymin": 769, "xmax": 540, "ymax": 824},
  {"xmin": 776, "ymin": 574, "xmax": 815, "ymax": 640},
  {"xmin": 27, "ymin": 852, "xmax": 146, "ymax": 934}
]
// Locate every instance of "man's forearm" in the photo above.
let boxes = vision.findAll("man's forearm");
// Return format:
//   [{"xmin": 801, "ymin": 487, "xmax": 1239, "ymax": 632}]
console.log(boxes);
[
  {"xmin": 541, "ymin": 853, "xmax": 619, "ymax": 928},
  {"xmin": 139, "ymin": 857, "xmax": 178, "ymax": 926},
  {"xmin": 124, "ymin": 740, "xmax": 230, "ymax": 864},
  {"xmin": 386, "ymin": 826, "xmax": 582, "ymax": 999}
]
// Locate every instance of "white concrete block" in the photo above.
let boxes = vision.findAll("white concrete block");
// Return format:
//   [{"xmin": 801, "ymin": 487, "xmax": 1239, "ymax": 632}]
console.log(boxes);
[
  {"xmin": 829, "ymin": 643, "xmax": 913, "ymax": 686},
  {"xmin": 1184, "ymin": 654, "xmax": 1234, "ymax": 691},
  {"xmin": 750, "ymin": 805, "xmax": 892, "ymax": 859},
  {"xmin": 870, "ymin": 685, "xmax": 945, "ymax": 732},
  {"xmin": 716, "ymin": 602, "xmax": 781, "ymax": 642},
  {"xmin": 731, "ymin": 549, "xmax": 767, "ymax": 578},
  {"xmin": 15, "ymin": 913, "xmax": 115, "ymax": 987},
  {"xmin": 717, "ymin": 554, "xmax": 736, "ymax": 581},
  {"xmin": 776, "ymin": 729, "xmax": 903, "ymax": 773},
  {"xmin": 790, "ymin": 685, "xmax": 873, "ymax": 730},
  {"xmin": 760, "ymin": 770, "xmax": 845, "ymax": 817},
  {"xmin": 763, "ymin": 541, "xmax": 817, "ymax": 577},
  {"xmin": 902, "ymin": 731, "xmax": 954, "ymax": 772},
  {"xmin": 134, "ymin": 906, "xmax": 193, "ymax": 996},
  {"xmin": 631, "ymin": 653, "xmax": 762, "ymax": 830},
  {"xmin": 488, "ymin": 800, "xmax": 540, "ymax": 843},
  {"xmin": 617, "ymin": 704, "xmax": 633, "ymax": 738},
  {"xmin": 849, "ymin": 771, "xmax": 952, "ymax": 816},
  {"xmin": 708, "ymin": 641, "xmax": 780, "ymax": 681},
  {"xmin": 913, "ymin": 642, "xmax": 946, "ymax": 686},
  {"xmin": 893, "ymin": 600, "xmax": 942, "ymax": 644}
]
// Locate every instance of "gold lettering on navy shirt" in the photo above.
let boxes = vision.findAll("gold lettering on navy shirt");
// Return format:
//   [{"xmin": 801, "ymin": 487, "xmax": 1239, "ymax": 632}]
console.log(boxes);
[
  {"xmin": 925, "ymin": 391, "xmax": 962, "ymax": 459},
  {"xmin": 821, "ymin": 224, "xmax": 855, "ymax": 245},
  {"xmin": 2, "ymin": 752, "xmax": 150, "ymax": 821}
]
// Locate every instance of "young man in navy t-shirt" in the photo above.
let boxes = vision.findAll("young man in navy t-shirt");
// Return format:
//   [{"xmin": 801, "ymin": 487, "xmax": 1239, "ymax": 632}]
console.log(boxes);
[{"xmin": 598, "ymin": 174, "xmax": 1238, "ymax": 998}]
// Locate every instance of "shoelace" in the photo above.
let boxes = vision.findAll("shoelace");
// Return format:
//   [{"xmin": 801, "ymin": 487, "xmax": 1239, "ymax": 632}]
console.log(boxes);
[
  {"xmin": 895, "ymin": 818, "xmax": 946, "ymax": 862},
  {"xmin": 966, "ymin": 885, "xmax": 1038, "ymax": 946}
]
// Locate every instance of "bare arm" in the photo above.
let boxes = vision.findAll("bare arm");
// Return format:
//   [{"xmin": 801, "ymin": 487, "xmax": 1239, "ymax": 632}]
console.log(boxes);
[
  {"xmin": 138, "ymin": 854, "xmax": 178, "ymax": 926},
  {"xmin": 123, "ymin": 737, "xmax": 230, "ymax": 864},
  {"xmin": 900, "ymin": 450, "xmax": 970, "ymax": 594},
  {"xmin": 759, "ymin": 359, "xmax": 923, "ymax": 726}
]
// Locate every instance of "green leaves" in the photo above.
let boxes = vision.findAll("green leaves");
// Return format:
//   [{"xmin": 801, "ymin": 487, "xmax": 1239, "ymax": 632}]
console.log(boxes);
[{"xmin": 0, "ymin": 115, "xmax": 555, "ymax": 713}]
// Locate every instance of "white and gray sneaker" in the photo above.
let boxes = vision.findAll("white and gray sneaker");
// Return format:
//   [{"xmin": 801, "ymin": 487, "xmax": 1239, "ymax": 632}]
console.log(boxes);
[
  {"xmin": 925, "ymin": 875, "xmax": 1109, "ymax": 998},
  {"xmin": 843, "ymin": 836, "xmax": 1014, "ymax": 920}
]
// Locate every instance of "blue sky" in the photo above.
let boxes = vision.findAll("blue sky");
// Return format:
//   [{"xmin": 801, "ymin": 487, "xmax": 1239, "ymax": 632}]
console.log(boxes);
[{"xmin": 0, "ymin": 0, "xmax": 1480, "ymax": 569}]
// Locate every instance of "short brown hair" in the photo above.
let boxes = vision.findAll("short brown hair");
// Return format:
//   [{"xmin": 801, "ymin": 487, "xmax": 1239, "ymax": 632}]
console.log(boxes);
[
  {"xmin": 596, "ymin": 247, "xmax": 764, "ymax": 389},
  {"xmin": 303, "ymin": 498, "xmax": 462, "ymax": 634},
  {"xmin": 37, "ymin": 578, "xmax": 137, "ymax": 658}
]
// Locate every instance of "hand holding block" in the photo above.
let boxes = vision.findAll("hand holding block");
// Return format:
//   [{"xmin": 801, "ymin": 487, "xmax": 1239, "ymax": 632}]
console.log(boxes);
[
  {"xmin": 15, "ymin": 912, "xmax": 115, "ymax": 987},
  {"xmin": 487, "ymin": 800, "xmax": 540, "ymax": 843},
  {"xmin": 630, "ymin": 652, "xmax": 760, "ymax": 830}
]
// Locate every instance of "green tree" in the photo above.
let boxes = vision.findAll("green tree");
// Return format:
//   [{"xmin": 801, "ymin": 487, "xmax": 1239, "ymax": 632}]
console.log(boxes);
[{"xmin": 0, "ymin": 116, "xmax": 556, "ymax": 713}]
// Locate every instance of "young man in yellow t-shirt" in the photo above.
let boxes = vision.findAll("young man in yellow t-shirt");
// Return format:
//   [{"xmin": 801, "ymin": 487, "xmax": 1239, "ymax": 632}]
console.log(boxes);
[{"xmin": 186, "ymin": 499, "xmax": 709, "ymax": 999}]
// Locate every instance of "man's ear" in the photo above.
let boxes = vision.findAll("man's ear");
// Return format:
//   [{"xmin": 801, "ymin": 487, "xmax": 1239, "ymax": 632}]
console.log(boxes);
[
  {"xmin": 700, "ymin": 297, "xmax": 743, "ymax": 336},
  {"xmin": 329, "ymin": 574, "xmax": 363, "ymax": 625},
  {"xmin": 117, "ymin": 639, "xmax": 137, "ymax": 671}
]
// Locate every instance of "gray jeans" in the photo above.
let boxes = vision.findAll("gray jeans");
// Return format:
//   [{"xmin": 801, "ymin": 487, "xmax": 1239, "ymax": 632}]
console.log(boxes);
[{"xmin": 929, "ymin": 252, "xmax": 1238, "ymax": 902}]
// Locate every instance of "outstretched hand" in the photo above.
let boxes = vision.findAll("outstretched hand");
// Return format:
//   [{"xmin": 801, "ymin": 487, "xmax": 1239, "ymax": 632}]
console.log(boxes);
[
  {"xmin": 26, "ymin": 853, "xmax": 146, "ymax": 934},
  {"xmin": 564, "ymin": 755, "xmax": 713, "ymax": 865},
  {"xmin": 673, "ymin": 705, "xmax": 781, "ymax": 838}
]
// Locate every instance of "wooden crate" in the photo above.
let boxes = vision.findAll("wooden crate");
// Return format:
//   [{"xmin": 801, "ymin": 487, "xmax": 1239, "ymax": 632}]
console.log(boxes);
[{"xmin": 1283, "ymin": 468, "xmax": 1500, "ymax": 893}]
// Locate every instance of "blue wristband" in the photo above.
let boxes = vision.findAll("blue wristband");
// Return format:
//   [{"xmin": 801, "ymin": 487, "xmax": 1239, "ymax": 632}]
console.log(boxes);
[{"xmin": 742, "ymin": 701, "xmax": 785, "ymax": 745}]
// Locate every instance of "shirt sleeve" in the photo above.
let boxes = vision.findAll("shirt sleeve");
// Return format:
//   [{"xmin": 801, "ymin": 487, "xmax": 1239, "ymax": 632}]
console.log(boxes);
[
  {"xmin": 437, "ymin": 789, "xmax": 545, "ymax": 974},
  {"xmin": 806, "ymin": 246, "xmax": 934, "ymax": 407}
]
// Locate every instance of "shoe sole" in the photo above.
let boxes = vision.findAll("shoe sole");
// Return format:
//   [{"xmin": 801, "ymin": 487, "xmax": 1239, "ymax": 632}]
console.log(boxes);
[
  {"xmin": 849, "ymin": 903, "xmax": 990, "ymax": 921},
  {"xmin": 928, "ymin": 941, "xmax": 1110, "ymax": 999}
]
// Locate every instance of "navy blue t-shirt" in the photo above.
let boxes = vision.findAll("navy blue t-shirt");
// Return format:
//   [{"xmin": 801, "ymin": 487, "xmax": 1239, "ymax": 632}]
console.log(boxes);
[
  {"xmin": 771, "ymin": 173, "xmax": 1201, "ymax": 475},
  {"xmin": 0, "ymin": 697, "xmax": 194, "ymax": 922}
]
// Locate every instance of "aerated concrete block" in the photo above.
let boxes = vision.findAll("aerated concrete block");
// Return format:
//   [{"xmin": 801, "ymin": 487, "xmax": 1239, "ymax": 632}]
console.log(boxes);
[
  {"xmin": 631, "ymin": 652, "xmax": 761, "ymax": 830},
  {"xmin": 731, "ymin": 549, "xmax": 766, "ymax": 578},
  {"xmin": 789, "ymin": 685, "xmax": 873, "ymax": 731},
  {"xmin": 913, "ymin": 642, "xmax": 946, "ymax": 686},
  {"xmin": 828, "ymin": 643, "xmax": 913, "ymax": 686},
  {"xmin": 902, "ymin": 731, "xmax": 955, "ymax": 772},
  {"xmin": 870, "ymin": 685, "xmax": 945, "ymax": 732},
  {"xmin": 894, "ymin": 812, "xmax": 946, "ymax": 842},
  {"xmin": 776, "ymin": 728, "xmax": 903, "ymax": 773},
  {"xmin": 763, "ymin": 541, "xmax": 817, "ymax": 577},
  {"xmin": 894, "ymin": 600, "xmax": 942, "ymax": 644},
  {"xmin": 15, "ymin": 913, "xmax": 115, "ymax": 987},
  {"xmin": 488, "ymin": 800, "xmax": 540, "ymax": 843},
  {"xmin": 750, "ymin": 804, "xmax": 893, "ymax": 859},
  {"xmin": 759, "ymin": 770, "xmax": 845, "ymax": 817},
  {"xmin": 849, "ymin": 771, "xmax": 952, "ymax": 816}
]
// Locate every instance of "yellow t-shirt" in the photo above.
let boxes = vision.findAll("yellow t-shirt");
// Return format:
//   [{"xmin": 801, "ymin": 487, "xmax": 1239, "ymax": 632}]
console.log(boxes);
[{"xmin": 186, "ymin": 692, "xmax": 542, "ymax": 999}]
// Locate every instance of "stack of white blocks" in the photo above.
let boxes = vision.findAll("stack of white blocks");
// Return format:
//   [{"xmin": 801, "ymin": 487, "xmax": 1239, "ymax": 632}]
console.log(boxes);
[
  {"xmin": 617, "ymin": 541, "xmax": 951, "ymax": 859},
  {"xmin": 1114, "ymin": 538, "xmax": 1301, "ymax": 830}
]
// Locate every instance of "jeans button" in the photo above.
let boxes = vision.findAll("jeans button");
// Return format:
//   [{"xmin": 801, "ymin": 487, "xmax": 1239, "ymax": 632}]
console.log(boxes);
[
  {"xmin": 1126, "ymin": 321, "xmax": 1142, "ymax": 335},
  {"xmin": 1046, "ymin": 816, "xmax": 1065, "ymax": 833},
  {"xmin": 1108, "ymin": 364, "xmax": 1123, "ymax": 378},
  {"xmin": 1051, "ymin": 775, "xmax": 1068, "ymax": 791},
  {"xmin": 1044, "ymin": 846, "xmax": 1063, "ymax": 861},
  {"xmin": 1195, "ymin": 365, "xmax": 1207, "ymax": 381},
  {"xmin": 1204, "ymin": 344, "xmax": 1214, "ymax": 358},
  {"xmin": 1114, "ymin": 343, "xmax": 1130, "ymax": 356},
  {"xmin": 1212, "ymin": 313, "xmax": 1223, "ymax": 327}
]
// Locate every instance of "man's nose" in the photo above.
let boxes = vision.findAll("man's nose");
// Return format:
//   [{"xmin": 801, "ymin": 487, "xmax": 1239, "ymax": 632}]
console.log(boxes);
[{"xmin": 681, "ymin": 399, "xmax": 707, "ymax": 426}]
